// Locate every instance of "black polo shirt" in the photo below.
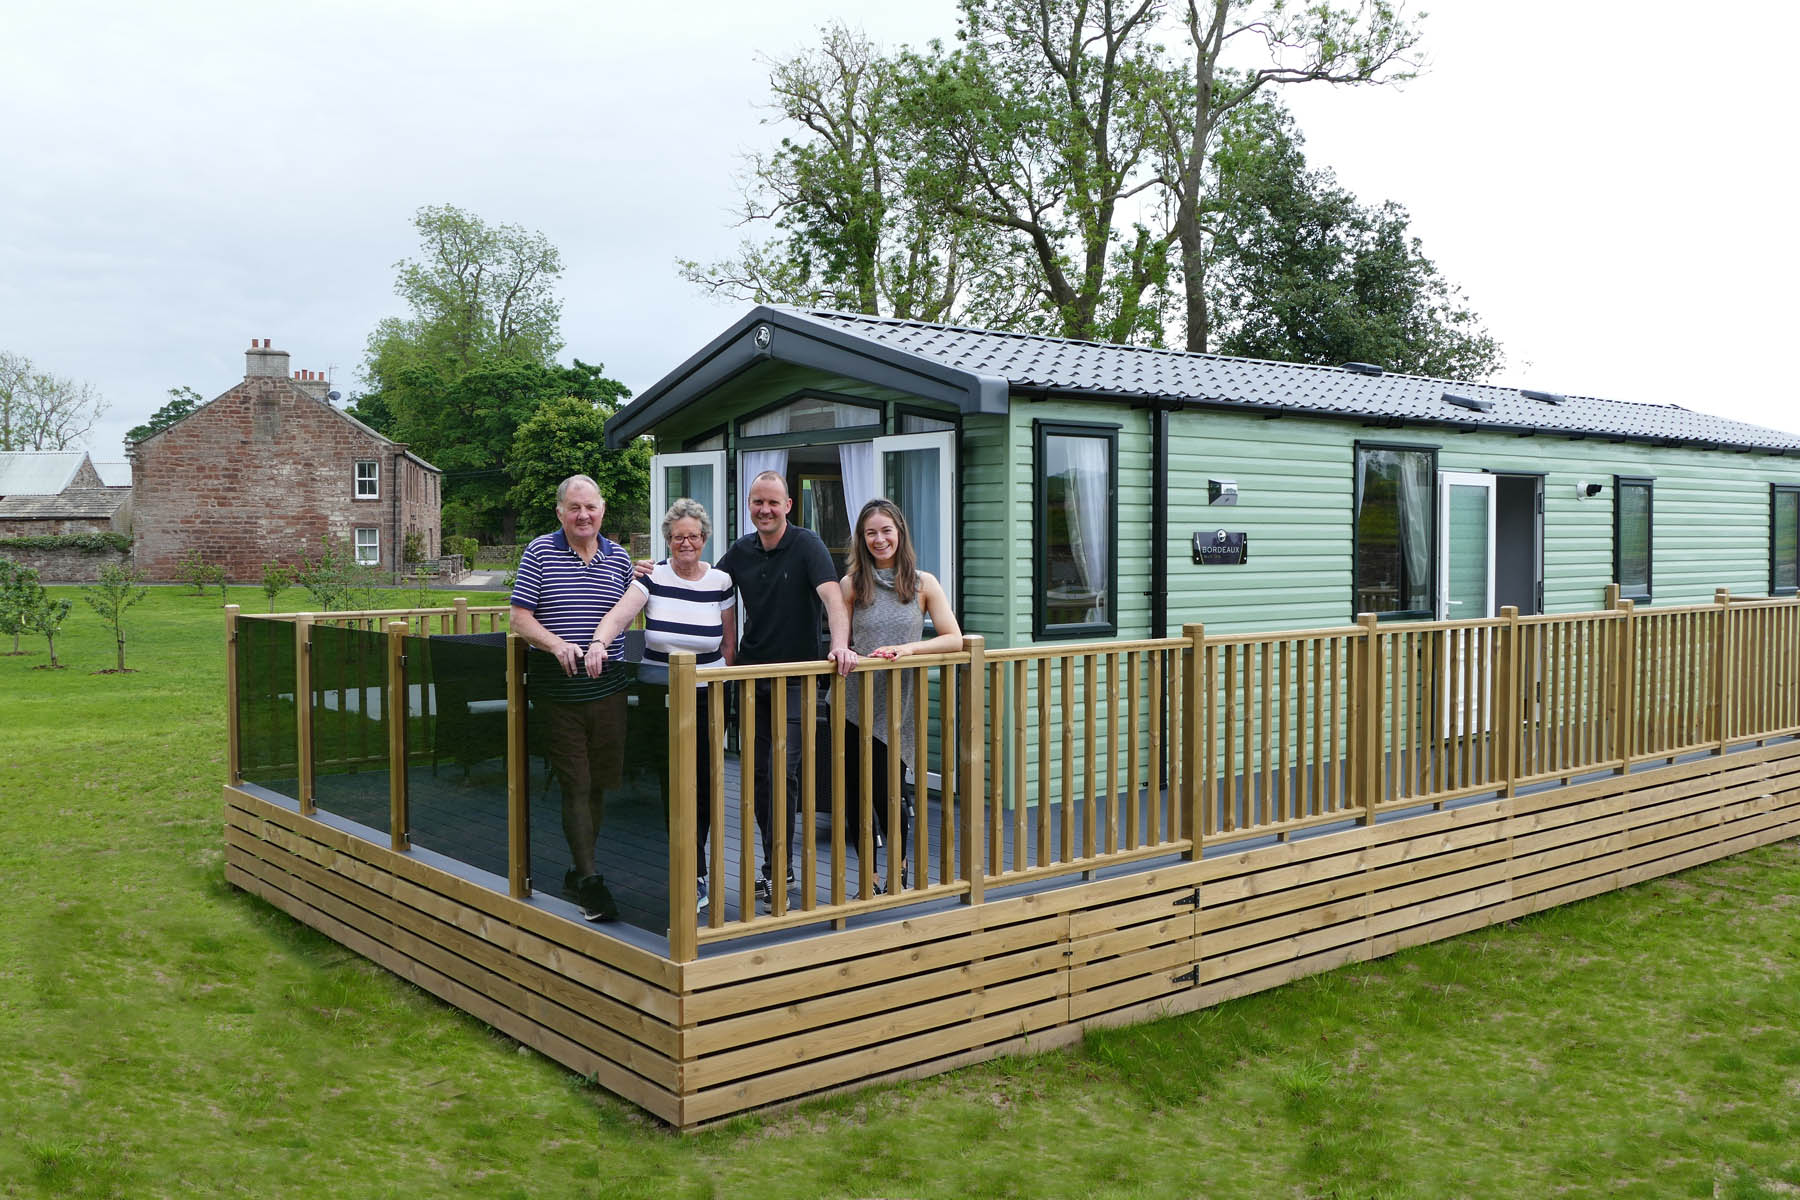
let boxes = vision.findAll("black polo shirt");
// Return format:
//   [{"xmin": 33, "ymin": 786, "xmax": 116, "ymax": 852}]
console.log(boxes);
[{"xmin": 717, "ymin": 523, "xmax": 837, "ymax": 666}]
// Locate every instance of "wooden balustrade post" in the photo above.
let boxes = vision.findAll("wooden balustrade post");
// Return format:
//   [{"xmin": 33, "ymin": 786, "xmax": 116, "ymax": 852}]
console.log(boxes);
[
  {"xmin": 453, "ymin": 597, "xmax": 469, "ymax": 635},
  {"xmin": 505, "ymin": 632, "xmax": 530, "ymax": 898},
  {"xmin": 667, "ymin": 651, "xmax": 699, "ymax": 962},
  {"xmin": 1181, "ymin": 623, "xmax": 1205, "ymax": 858},
  {"xmin": 386, "ymin": 620, "xmax": 410, "ymax": 852},
  {"xmin": 1355, "ymin": 614, "xmax": 1382, "ymax": 824},
  {"xmin": 959, "ymin": 636, "xmax": 986, "ymax": 905},
  {"xmin": 1613, "ymin": 598, "xmax": 1636, "ymax": 771},
  {"xmin": 1713, "ymin": 588, "xmax": 1732, "ymax": 752},
  {"xmin": 1603, "ymin": 582, "xmax": 1621, "ymax": 610},
  {"xmin": 295, "ymin": 614, "xmax": 315, "ymax": 815},
  {"xmin": 224, "ymin": 606, "xmax": 241, "ymax": 785},
  {"xmin": 1494, "ymin": 607, "xmax": 1520, "ymax": 798}
]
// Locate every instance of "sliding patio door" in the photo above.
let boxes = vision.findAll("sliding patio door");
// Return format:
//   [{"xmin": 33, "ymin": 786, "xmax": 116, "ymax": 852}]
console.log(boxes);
[{"xmin": 649, "ymin": 450, "xmax": 726, "ymax": 562}]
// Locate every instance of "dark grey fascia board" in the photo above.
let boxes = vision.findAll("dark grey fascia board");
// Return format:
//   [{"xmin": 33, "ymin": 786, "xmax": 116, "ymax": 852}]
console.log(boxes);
[{"xmin": 604, "ymin": 306, "xmax": 1007, "ymax": 448}]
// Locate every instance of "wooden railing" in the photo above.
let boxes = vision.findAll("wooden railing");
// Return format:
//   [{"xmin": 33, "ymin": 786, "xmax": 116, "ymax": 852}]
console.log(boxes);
[{"xmin": 226, "ymin": 591, "xmax": 1800, "ymax": 963}]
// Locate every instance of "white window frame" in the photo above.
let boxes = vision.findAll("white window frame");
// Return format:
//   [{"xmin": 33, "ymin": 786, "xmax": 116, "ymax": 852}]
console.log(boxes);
[
  {"xmin": 874, "ymin": 430, "xmax": 957, "ymax": 605},
  {"xmin": 354, "ymin": 527, "xmax": 380, "ymax": 566},
  {"xmin": 354, "ymin": 459, "xmax": 379, "ymax": 499}
]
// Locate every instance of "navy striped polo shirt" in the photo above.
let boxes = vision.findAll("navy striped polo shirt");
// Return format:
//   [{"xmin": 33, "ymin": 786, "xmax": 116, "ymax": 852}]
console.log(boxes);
[{"xmin": 511, "ymin": 528, "xmax": 632, "ymax": 701}]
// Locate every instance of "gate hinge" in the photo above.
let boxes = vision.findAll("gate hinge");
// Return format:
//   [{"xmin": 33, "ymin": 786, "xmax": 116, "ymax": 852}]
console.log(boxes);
[
  {"xmin": 1172, "ymin": 887, "xmax": 1201, "ymax": 908},
  {"xmin": 1171, "ymin": 966, "xmax": 1201, "ymax": 986}
]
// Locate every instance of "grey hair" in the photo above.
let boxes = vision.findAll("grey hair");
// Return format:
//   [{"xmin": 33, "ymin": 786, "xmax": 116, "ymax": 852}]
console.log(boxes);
[
  {"xmin": 556, "ymin": 474, "xmax": 601, "ymax": 506},
  {"xmin": 661, "ymin": 497, "xmax": 711, "ymax": 544}
]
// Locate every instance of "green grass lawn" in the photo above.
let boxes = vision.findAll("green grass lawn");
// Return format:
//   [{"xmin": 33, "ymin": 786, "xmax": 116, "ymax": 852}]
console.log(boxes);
[{"xmin": 3, "ymin": 586, "xmax": 1798, "ymax": 1198}]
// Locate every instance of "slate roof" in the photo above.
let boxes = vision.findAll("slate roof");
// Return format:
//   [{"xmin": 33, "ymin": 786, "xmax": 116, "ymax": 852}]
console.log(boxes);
[
  {"xmin": 786, "ymin": 308, "xmax": 1800, "ymax": 453},
  {"xmin": 0, "ymin": 451, "xmax": 93, "ymax": 496},
  {"xmin": 0, "ymin": 487, "xmax": 128, "ymax": 520}
]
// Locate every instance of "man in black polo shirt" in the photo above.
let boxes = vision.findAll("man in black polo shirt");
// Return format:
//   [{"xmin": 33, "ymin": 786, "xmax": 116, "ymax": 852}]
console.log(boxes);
[{"xmin": 717, "ymin": 469, "xmax": 856, "ymax": 905}]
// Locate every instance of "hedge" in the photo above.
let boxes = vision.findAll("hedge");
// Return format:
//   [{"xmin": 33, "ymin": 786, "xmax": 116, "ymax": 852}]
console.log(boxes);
[{"xmin": 0, "ymin": 532, "xmax": 133, "ymax": 554}]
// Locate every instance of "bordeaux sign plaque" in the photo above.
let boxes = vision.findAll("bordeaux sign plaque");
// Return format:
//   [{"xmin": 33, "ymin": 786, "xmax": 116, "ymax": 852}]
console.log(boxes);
[{"xmin": 1192, "ymin": 529, "xmax": 1248, "ymax": 565}]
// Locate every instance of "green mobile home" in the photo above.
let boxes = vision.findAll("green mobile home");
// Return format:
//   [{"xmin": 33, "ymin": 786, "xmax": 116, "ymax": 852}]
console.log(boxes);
[
  {"xmin": 605, "ymin": 306, "xmax": 1800, "ymax": 640},
  {"xmin": 223, "ymin": 306, "xmax": 1800, "ymax": 1127}
]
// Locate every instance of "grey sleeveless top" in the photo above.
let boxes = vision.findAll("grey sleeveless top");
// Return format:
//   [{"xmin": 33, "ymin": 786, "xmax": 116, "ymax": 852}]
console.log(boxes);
[{"xmin": 849, "ymin": 567, "xmax": 924, "ymax": 768}]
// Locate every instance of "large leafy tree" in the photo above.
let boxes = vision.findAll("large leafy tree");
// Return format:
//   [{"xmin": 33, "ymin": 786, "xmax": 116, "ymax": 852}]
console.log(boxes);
[
  {"xmin": 1154, "ymin": 0, "xmax": 1422, "ymax": 352},
  {"xmin": 356, "ymin": 207, "xmax": 640, "ymax": 541},
  {"xmin": 691, "ymin": 1, "xmax": 1479, "ymax": 373},
  {"xmin": 679, "ymin": 24, "xmax": 1021, "ymax": 327},
  {"xmin": 1207, "ymin": 99, "xmax": 1502, "ymax": 378},
  {"xmin": 1, "ymin": 351, "xmax": 109, "ymax": 451},
  {"xmin": 507, "ymin": 394, "xmax": 650, "ymax": 541},
  {"xmin": 365, "ymin": 203, "xmax": 564, "ymax": 377},
  {"xmin": 125, "ymin": 385, "xmax": 204, "ymax": 445}
]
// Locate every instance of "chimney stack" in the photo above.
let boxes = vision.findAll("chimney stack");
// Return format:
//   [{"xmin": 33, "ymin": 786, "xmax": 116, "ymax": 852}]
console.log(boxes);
[{"xmin": 246, "ymin": 337, "xmax": 290, "ymax": 379}]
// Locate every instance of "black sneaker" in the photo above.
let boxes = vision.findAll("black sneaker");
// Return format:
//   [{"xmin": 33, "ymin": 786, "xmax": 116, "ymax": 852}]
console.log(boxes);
[
  {"xmin": 562, "ymin": 869, "xmax": 584, "ymax": 901},
  {"xmin": 576, "ymin": 874, "xmax": 617, "ymax": 922},
  {"xmin": 696, "ymin": 876, "xmax": 709, "ymax": 913},
  {"xmin": 754, "ymin": 874, "xmax": 772, "ymax": 906}
]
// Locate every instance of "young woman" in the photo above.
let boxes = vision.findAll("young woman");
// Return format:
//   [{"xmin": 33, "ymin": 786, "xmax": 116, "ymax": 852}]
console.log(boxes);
[
  {"xmin": 589, "ymin": 498, "xmax": 734, "ymax": 910},
  {"xmin": 838, "ymin": 498, "xmax": 962, "ymax": 890}
]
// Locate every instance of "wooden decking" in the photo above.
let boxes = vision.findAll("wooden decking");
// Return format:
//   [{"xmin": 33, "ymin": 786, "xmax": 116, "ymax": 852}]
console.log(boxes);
[
  {"xmin": 226, "ymin": 736, "xmax": 1800, "ymax": 1127},
  {"xmin": 222, "ymin": 594, "xmax": 1800, "ymax": 1127}
]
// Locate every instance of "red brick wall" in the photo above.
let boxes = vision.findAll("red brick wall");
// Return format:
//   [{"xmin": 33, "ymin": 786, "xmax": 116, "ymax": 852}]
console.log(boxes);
[{"xmin": 130, "ymin": 378, "xmax": 441, "ymax": 581}]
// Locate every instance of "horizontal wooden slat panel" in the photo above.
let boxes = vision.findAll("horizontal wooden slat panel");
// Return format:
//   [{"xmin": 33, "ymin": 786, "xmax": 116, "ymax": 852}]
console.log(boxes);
[
  {"xmin": 229, "ymin": 787, "xmax": 678, "ymax": 991},
  {"xmin": 224, "ymin": 855, "xmax": 682, "ymax": 1125},
  {"xmin": 227, "ymin": 734, "xmax": 1800, "ymax": 1131}
]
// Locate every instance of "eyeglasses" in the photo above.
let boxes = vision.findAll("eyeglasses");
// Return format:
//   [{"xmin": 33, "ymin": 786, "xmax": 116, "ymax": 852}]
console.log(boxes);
[{"xmin": 669, "ymin": 534, "xmax": 705, "ymax": 545}]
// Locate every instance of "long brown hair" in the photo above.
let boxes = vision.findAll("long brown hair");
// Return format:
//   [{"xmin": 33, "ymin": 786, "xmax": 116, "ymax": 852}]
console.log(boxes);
[{"xmin": 847, "ymin": 498, "xmax": 919, "ymax": 610}]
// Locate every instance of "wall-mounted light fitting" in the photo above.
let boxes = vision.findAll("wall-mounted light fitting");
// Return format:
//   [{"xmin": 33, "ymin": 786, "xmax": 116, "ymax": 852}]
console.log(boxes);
[{"xmin": 1576, "ymin": 481, "xmax": 1604, "ymax": 499}]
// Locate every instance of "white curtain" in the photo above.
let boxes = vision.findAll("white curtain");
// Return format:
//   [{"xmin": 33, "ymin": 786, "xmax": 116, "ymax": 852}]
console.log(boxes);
[
  {"xmin": 1062, "ymin": 437, "xmax": 1109, "ymax": 623},
  {"xmin": 1398, "ymin": 452, "xmax": 1432, "ymax": 611},
  {"xmin": 739, "ymin": 449, "xmax": 788, "ymax": 540},
  {"xmin": 895, "ymin": 448, "xmax": 941, "ymax": 579},
  {"xmin": 838, "ymin": 441, "xmax": 877, "ymax": 531}
]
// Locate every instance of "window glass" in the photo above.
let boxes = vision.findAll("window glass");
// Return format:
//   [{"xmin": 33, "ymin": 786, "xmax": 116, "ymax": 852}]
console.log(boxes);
[
  {"xmin": 900, "ymin": 412, "xmax": 955, "ymax": 434},
  {"xmin": 355, "ymin": 527, "xmax": 379, "ymax": 565},
  {"xmin": 1355, "ymin": 447, "xmax": 1434, "ymax": 615},
  {"xmin": 355, "ymin": 460, "xmax": 378, "ymax": 498},
  {"xmin": 1616, "ymin": 479, "xmax": 1652, "ymax": 599},
  {"xmin": 738, "ymin": 396, "xmax": 880, "ymax": 438},
  {"xmin": 1036, "ymin": 427, "xmax": 1114, "ymax": 635},
  {"xmin": 1774, "ymin": 488, "xmax": 1799, "ymax": 594}
]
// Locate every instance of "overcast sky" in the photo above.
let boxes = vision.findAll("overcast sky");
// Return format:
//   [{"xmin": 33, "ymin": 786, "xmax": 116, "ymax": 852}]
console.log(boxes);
[{"xmin": 4, "ymin": 0, "xmax": 1795, "ymax": 461}]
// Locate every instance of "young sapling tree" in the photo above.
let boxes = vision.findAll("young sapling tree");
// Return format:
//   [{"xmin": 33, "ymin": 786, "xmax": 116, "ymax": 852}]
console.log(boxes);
[{"xmin": 82, "ymin": 563, "xmax": 149, "ymax": 671}]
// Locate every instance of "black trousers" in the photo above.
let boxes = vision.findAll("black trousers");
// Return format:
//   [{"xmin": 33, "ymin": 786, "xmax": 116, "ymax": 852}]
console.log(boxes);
[
  {"xmin": 749, "ymin": 677, "xmax": 805, "ymax": 880},
  {"xmin": 841, "ymin": 727, "xmax": 912, "ymax": 869}
]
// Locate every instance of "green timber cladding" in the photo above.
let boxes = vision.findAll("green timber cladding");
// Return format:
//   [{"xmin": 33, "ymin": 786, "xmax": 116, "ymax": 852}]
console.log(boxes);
[{"xmin": 606, "ymin": 306, "xmax": 1800, "ymax": 645}]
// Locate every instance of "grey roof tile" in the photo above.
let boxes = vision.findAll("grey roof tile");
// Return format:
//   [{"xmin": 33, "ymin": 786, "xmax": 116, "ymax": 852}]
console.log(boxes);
[{"xmin": 789, "ymin": 308, "xmax": 1800, "ymax": 452}]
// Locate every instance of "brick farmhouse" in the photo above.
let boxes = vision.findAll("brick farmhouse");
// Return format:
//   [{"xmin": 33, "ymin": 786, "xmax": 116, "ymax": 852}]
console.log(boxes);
[{"xmin": 130, "ymin": 340, "xmax": 441, "ymax": 581}]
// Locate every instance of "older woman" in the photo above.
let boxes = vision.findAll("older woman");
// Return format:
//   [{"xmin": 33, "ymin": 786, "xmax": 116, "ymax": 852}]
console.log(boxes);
[{"xmin": 589, "ymin": 499, "xmax": 735, "ymax": 909}]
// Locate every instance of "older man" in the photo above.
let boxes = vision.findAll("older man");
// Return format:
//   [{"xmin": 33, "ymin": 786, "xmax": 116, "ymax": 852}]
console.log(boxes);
[
  {"xmin": 716, "ymin": 469, "xmax": 856, "ymax": 906},
  {"xmin": 509, "ymin": 474, "xmax": 633, "ymax": 922}
]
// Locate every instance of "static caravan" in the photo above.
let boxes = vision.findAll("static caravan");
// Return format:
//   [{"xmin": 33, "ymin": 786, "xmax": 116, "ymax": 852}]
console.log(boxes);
[
  {"xmin": 224, "ymin": 305, "xmax": 1800, "ymax": 1129},
  {"xmin": 606, "ymin": 306, "xmax": 1800, "ymax": 640}
]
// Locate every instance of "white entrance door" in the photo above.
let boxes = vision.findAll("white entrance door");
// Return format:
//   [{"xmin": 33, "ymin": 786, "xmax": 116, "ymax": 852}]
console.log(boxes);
[
  {"xmin": 1437, "ymin": 472, "xmax": 1495, "ymax": 621},
  {"xmin": 649, "ymin": 451, "xmax": 727, "ymax": 562},
  {"xmin": 874, "ymin": 431, "xmax": 956, "ymax": 602},
  {"xmin": 1438, "ymin": 471, "xmax": 1496, "ymax": 741}
]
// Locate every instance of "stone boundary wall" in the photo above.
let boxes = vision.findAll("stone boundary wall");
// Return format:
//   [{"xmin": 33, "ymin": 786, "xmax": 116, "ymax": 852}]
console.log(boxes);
[{"xmin": 0, "ymin": 545, "xmax": 133, "ymax": 582}]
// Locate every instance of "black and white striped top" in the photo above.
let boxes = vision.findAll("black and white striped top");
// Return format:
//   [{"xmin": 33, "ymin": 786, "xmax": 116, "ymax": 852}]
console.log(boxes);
[{"xmin": 633, "ymin": 561, "xmax": 735, "ymax": 684}]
